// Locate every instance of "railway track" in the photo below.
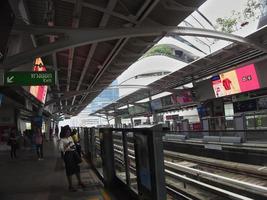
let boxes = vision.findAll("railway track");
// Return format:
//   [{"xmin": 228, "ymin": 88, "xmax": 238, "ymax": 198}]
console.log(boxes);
[
  {"xmin": 113, "ymin": 139, "xmax": 267, "ymax": 199},
  {"xmin": 94, "ymin": 136, "xmax": 267, "ymax": 199}
]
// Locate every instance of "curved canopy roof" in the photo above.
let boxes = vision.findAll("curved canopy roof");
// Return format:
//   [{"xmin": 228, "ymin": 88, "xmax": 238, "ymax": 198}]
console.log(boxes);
[{"xmin": 5, "ymin": 0, "xmax": 207, "ymax": 116}]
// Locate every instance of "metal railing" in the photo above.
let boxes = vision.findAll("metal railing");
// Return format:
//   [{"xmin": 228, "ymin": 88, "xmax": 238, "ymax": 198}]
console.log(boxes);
[{"xmin": 82, "ymin": 127, "xmax": 267, "ymax": 200}]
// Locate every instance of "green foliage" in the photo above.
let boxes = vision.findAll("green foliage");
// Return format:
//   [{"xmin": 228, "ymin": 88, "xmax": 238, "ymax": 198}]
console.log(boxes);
[
  {"xmin": 216, "ymin": 17, "xmax": 238, "ymax": 33},
  {"xmin": 243, "ymin": 0, "xmax": 262, "ymax": 20},
  {"xmin": 143, "ymin": 44, "xmax": 173, "ymax": 58},
  {"xmin": 215, "ymin": 0, "xmax": 262, "ymax": 33}
]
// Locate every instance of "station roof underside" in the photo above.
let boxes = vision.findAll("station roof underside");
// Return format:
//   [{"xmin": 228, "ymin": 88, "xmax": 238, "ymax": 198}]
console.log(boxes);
[
  {"xmin": 6, "ymin": 0, "xmax": 207, "ymax": 116},
  {"xmin": 93, "ymin": 25, "xmax": 267, "ymax": 116}
]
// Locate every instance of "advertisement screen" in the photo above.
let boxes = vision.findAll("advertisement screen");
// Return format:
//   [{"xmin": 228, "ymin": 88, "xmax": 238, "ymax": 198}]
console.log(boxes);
[
  {"xmin": 128, "ymin": 103, "xmax": 149, "ymax": 115},
  {"xmin": 212, "ymin": 64, "xmax": 259, "ymax": 97},
  {"xmin": 161, "ymin": 95, "xmax": 173, "ymax": 107},
  {"xmin": 258, "ymin": 97, "xmax": 267, "ymax": 109},
  {"xmin": 233, "ymin": 99, "xmax": 257, "ymax": 113},
  {"xmin": 151, "ymin": 99, "xmax": 162, "ymax": 111},
  {"xmin": 176, "ymin": 90, "xmax": 193, "ymax": 104},
  {"xmin": 29, "ymin": 58, "xmax": 48, "ymax": 103}
]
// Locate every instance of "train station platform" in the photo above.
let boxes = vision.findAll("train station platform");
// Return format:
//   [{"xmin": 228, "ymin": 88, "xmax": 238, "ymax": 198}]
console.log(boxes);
[{"xmin": 0, "ymin": 140, "xmax": 115, "ymax": 200}]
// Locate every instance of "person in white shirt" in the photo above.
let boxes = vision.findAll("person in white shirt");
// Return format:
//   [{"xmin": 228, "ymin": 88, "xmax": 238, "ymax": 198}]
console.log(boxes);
[{"xmin": 59, "ymin": 125, "xmax": 85, "ymax": 192}]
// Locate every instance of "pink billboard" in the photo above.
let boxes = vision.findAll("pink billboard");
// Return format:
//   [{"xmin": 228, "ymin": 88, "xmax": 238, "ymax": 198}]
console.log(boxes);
[
  {"xmin": 29, "ymin": 58, "xmax": 48, "ymax": 103},
  {"xmin": 212, "ymin": 63, "xmax": 260, "ymax": 97}
]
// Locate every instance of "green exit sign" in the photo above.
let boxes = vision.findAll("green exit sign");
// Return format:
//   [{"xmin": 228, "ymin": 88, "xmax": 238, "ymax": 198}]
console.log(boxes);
[{"xmin": 4, "ymin": 71, "xmax": 55, "ymax": 86}]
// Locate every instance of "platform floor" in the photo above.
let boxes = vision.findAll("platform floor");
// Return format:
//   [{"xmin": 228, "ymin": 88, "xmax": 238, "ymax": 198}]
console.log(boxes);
[{"xmin": 0, "ymin": 140, "xmax": 114, "ymax": 200}]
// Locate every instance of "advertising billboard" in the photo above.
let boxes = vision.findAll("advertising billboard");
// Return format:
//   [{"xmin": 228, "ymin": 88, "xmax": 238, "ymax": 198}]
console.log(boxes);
[
  {"xmin": 212, "ymin": 64, "xmax": 260, "ymax": 97},
  {"xmin": 258, "ymin": 97, "xmax": 267, "ymax": 109},
  {"xmin": 151, "ymin": 99, "xmax": 162, "ymax": 111},
  {"xmin": 233, "ymin": 99, "xmax": 257, "ymax": 113},
  {"xmin": 29, "ymin": 58, "xmax": 48, "ymax": 103},
  {"xmin": 128, "ymin": 103, "xmax": 150, "ymax": 115},
  {"xmin": 161, "ymin": 95, "xmax": 173, "ymax": 107},
  {"xmin": 175, "ymin": 89, "xmax": 193, "ymax": 104}
]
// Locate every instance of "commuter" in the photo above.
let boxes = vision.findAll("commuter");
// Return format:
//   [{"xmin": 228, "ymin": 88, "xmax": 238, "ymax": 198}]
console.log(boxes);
[
  {"xmin": 71, "ymin": 129, "xmax": 82, "ymax": 157},
  {"xmin": 8, "ymin": 128, "xmax": 18, "ymax": 159},
  {"xmin": 59, "ymin": 125, "xmax": 85, "ymax": 192},
  {"xmin": 35, "ymin": 128, "xmax": 44, "ymax": 160},
  {"xmin": 49, "ymin": 127, "xmax": 53, "ymax": 141},
  {"xmin": 55, "ymin": 125, "xmax": 59, "ymax": 139}
]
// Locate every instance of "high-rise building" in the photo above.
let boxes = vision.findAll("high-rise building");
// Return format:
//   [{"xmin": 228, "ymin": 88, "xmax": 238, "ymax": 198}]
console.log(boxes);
[{"xmin": 72, "ymin": 80, "xmax": 119, "ymax": 127}]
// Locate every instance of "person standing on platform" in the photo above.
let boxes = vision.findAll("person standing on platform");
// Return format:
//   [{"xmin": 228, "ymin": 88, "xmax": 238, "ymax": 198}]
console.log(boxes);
[
  {"xmin": 59, "ymin": 125, "xmax": 85, "ymax": 192},
  {"xmin": 35, "ymin": 128, "xmax": 44, "ymax": 160},
  {"xmin": 8, "ymin": 128, "xmax": 18, "ymax": 159},
  {"xmin": 55, "ymin": 125, "xmax": 59, "ymax": 139},
  {"xmin": 49, "ymin": 127, "xmax": 53, "ymax": 141}
]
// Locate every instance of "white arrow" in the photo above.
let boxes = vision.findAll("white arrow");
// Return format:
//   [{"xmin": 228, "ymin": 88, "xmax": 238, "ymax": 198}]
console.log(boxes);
[{"xmin": 7, "ymin": 76, "xmax": 14, "ymax": 83}]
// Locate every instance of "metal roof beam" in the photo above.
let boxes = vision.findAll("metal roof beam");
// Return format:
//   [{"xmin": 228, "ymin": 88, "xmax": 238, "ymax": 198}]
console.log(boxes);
[
  {"xmin": 66, "ymin": 0, "xmax": 82, "ymax": 92},
  {"xmin": 6, "ymin": 26, "xmax": 267, "ymax": 68},
  {"xmin": 61, "ymin": 0, "xmax": 138, "ymax": 24},
  {"xmin": 71, "ymin": 0, "xmax": 118, "ymax": 105}
]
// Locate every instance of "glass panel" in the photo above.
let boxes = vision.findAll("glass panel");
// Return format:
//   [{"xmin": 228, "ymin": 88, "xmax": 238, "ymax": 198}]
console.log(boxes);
[
  {"xmin": 246, "ymin": 115, "xmax": 256, "ymax": 129},
  {"xmin": 127, "ymin": 132, "xmax": 138, "ymax": 193},
  {"xmin": 225, "ymin": 116, "xmax": 234, "ymax": 130},
  {"xmin": 113, "ymin": 131, "xmax": 127, "ymax": 183},
  {"xmin": 94, "ymin": 129, "xmax": 103, "ymax": 177}
]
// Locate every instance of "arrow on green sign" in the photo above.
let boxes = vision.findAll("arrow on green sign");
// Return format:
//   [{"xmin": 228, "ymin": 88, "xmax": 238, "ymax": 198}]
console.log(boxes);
[
  {"xmin": 4, "ymin": 71, "xmax": 55, "ymax": 86},
  {"xmin": 7, "ymin": 76, "xmax": 14, "ymax": 84}
]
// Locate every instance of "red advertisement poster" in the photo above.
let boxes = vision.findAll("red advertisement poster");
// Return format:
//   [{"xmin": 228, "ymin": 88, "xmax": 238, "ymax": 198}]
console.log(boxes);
[
  {"xmin": 29, "ymin": 58, "xmax": 48, "ymax": 103},
  {"xmin": 212, "ymin": 63, "xmax": 260, "ymax": 97}
]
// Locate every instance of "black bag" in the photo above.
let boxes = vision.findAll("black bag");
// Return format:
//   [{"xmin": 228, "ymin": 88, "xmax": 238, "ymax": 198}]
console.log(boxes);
[
  {"xmin": 72, "ymin": 150, "xmax": 82, "ymax": 164},
  {"xmin": 7, "ymin": 139, "xmax": 11, "ymax": 146}
]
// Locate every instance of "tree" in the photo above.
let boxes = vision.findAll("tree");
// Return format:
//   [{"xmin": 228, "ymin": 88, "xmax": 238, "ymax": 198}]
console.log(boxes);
[
  {"xmin": 143, "ymin": 44, "xmax": 173, "ymax": 58},
  {"xmin": 216, "ymin": 17, "xmax": 238, "ymax": 33},
  {"xmin": 215, "ymin": 0, "xmax": 263, "ymax": 33}
]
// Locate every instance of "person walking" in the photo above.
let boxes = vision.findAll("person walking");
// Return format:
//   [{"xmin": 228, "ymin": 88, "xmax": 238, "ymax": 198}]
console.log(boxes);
[
  {"xmin": 35, "ymin": 128, "xmax": 44, "ymax": 160},
  {"xmin": 59, "ymin": 125, "xmax": 85, "ymax": 192},
  {"xmin": 8, "ymin": 128, "xmax": 18, "ymax": 159}
]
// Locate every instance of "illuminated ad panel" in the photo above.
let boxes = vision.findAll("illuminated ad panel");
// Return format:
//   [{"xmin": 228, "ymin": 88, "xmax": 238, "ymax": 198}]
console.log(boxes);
[
  {"xmin": 29, "ymin": 58, "xmax": 48, "ymax": 103},
  {"xmin": 212, "ymin": 64, "xmax": 260, "ymax": 98}
]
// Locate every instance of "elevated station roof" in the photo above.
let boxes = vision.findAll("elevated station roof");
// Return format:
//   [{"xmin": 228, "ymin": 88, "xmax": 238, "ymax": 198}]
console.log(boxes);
[
  {"xmin": 6, "ymin": 0, "xmax": 206, "ymax": 116},
  {"xmin": 93, "ymin": 25, "xmax": 267, "ymax": 115}
]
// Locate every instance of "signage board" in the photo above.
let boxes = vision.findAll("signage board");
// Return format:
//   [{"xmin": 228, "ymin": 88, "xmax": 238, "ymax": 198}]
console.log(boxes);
[
  {"xmin": 233, "ymin": 99, "xmax": 257, "ymax": 113},
  {"xmin": 4, "ymin": 71, "xmax": 55, "ymax": 86}
]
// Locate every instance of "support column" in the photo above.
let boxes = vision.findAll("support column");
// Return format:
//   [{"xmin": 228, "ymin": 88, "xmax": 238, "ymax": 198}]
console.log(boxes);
[
  {"xmin": 127, "ymin": 103, "xmax": 134, "ymax": 127},
  {"xmin": 234, "ymin": 113, "xmax": 246, "ymax": 142},
  {"xmin": 148, "ymin": 93, "xmax": 158, "ymax": 124},
  {"xmin": 114, "ymin": 115, "xmax": 121, "ymax": 128}
]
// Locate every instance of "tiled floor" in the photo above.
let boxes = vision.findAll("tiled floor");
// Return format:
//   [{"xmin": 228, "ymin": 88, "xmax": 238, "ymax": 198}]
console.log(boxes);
[{"xmin": 0, "ymin": 140, "xmax": 114, "ymax": 200}]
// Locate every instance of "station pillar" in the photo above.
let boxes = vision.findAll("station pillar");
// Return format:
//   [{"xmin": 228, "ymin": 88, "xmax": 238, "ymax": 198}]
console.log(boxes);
[
  {"xmin": 202, "ymin": 117, "xmax": 210, "ymax": 136},
  {"xmin": 114, "ymin": 116, "xmax": 121, "ymax": 128},
  {"xmin": 181, "ymin": 119, "xmax": 189, "ymax": 136},
  {"xmin": 234, "ymin": 113, "xmax": 246, "ymax": 142},
  {"xmin": 127, "ymin": 103, "xmax": 134, "ymax": 127}
]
